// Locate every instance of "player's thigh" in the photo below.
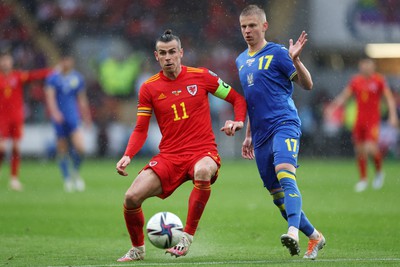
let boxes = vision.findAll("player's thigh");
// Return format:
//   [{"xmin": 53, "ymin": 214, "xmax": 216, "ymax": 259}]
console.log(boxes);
[
  {"xmin": 193, "ymin": 156, "xmax": 218, "ymax": 181},
  {"xmin": 272, "ymin": 128, "xmax": 300, "ymax": 172},
  {"xmin": 254, "ymin": 141, "xmax": 279, "ymax": 190},
  {"xmin": 125, "ymin": 169, "xmax": 163, "ymax": 206},
  {"xmin": 10, "ymin": 137, "xmax": 21, "ymax": 151}
]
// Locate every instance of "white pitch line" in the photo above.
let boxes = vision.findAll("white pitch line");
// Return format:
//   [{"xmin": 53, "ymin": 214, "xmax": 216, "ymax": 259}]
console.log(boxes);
[{"xmin": 48, "ymin": 258, "xmax": 400, "ymax": 267}]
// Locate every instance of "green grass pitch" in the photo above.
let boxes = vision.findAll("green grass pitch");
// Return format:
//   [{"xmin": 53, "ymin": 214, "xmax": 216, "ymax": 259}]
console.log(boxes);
[{"xmin": 1, "ymin": 158, "xmax": 399, "ymax": 266}]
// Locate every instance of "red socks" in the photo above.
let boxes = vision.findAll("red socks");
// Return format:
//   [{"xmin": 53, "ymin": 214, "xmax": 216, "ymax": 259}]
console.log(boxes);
[
  {"xmin": 357, "ymin": 156, "xmax": 367, "ymax": 180},
  {"xmin": 123, "ymin": 180, "xmax": 211, "ymax": 245},
  {"xmin": 184, "ymin": 180, "xmax": 211, "ymax": 236},
  {"xmin": 357, "ymin": 151, "xmax": 383, "ymax": 180},
  {"xmin": 123, "ymin": 206, "xmax": 145, "ymax": 247},
  {"xmin": 373, "ymin": 152, "xmax": 382, "ymax": 172},
  {"xmin": 11, "ymin": 148, "xmax": 20, "ymax": 177}
]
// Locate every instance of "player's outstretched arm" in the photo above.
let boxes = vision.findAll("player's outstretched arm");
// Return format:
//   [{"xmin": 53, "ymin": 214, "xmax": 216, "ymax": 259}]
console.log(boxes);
[
  {"xmin": 289, "ymin": 31, "xmax": 313, "ymax": 90},
  {"xmin": 116, "ymin": 156, "xmax": 131, "ymax": 176},
  {"xmin": 116, "ymin": 115, "xmax": 151, "ymax": 176},
  {"xmin": 216, "ymin": 85, "xmax": 247, "ymax": 136}
]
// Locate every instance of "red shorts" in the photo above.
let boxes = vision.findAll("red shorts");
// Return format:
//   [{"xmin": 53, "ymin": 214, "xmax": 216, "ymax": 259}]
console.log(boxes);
[
  {"xmin": 0, "ymin": 117, "xmax": 23, "ymax": 139},
  {"xmin": 353, "ymin": 123, "xmax": 379, "ymax": 143},
  {"xmin": 141, "ymin": 150, "xmax": 221, "ymax": 199}
]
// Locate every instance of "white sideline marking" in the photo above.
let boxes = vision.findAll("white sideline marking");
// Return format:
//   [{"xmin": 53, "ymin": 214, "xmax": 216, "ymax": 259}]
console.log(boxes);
[{"xmin": 48, "ymin": 258, "xmax": 400, "ymax": 267}]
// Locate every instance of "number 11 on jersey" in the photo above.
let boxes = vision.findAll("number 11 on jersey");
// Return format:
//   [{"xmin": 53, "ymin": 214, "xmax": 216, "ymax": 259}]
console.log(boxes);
[{"xmin": 171, "ymin": 102, "xmax": 189, "ymax": 121}]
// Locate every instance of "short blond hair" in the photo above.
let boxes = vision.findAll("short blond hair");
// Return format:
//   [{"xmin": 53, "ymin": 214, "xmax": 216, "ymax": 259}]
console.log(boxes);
[{"xmin": 240, "ymin": 5, "xmax": 267, "ymax": 22}]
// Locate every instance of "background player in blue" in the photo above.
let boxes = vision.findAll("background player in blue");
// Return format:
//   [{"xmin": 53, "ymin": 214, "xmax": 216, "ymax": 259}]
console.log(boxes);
[
  {"xmin": 236, "ymin": 5, "xmax": 325, "ymax": 259},
  {"xmin": 45, "ymin": 53, "xmax": 92, "ymax": 192}
]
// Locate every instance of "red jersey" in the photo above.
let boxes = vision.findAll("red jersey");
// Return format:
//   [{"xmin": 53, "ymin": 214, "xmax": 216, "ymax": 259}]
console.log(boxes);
[
  {"xmin": 0, "ymin": 69, "xmax": 51, "ymax": 122},
  {"xmin": 124, "ymin": 66, "xmax": 246, "ymax": 157},
  {"xmin": 349, "ymin": 73, "xmax": 386, "ymax": 126}
]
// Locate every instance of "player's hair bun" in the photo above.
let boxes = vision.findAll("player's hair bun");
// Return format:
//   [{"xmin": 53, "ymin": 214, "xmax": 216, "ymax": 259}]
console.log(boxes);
[{"xmin": 164, "ymin": 29, "xmax": 173, "ymax": 35}]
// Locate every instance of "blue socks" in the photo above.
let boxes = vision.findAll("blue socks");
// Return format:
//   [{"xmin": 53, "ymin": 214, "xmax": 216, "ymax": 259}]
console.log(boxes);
[
  {"xmin": 69, "ymin": 147, "xmax": 82, "ymax": 172},
  {"xmin": 58, "ymin": 154, "xmax": 70, "ymax": 180},
  {"xmin": 274, "ymin": 170, "xmax": 315, "ymax": 237},
  {"xmin": 59, "ymin": 149, "xmax": 83, "ymax": 181}
]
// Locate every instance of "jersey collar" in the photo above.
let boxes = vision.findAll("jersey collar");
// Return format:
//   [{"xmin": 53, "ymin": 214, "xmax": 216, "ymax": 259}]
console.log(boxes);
[
  {"xmin": 160, "ymin": 65, "xmax": 187, "ymax": 81},
  {"xmin": 248, "ymin": 42, "xmax": 268, "ymax": 57}
]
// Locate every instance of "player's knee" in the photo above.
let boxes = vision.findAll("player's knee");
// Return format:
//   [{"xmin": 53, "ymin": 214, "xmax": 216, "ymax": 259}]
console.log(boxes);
[
  {"xmin": 194, "ymin": 165, "xmax": 214, "ymax": 181},
  {"xmin": 124, "ymin": 191, "xmax": 144, "ymax": 208}
]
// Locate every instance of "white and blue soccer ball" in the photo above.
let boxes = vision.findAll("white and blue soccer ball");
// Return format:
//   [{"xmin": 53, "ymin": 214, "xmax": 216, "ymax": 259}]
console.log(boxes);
[{"xmin": 146, "ymin": 212, "xmax": 184, "ymax": 249}]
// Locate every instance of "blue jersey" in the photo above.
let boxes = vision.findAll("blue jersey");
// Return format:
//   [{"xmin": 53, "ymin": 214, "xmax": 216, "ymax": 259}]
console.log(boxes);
[
  {"xmin": 45, "ymin": 70, "xmax": 85, "ymax": 124},
  {"xmin": 236, "ymin": 42, "xmax": 301, "ymax": 148}
]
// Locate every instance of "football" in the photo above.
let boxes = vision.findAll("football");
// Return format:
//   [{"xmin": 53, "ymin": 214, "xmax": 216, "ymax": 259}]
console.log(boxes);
[{"xmin": 146, "ymin": 212, "xmax": 184, "ymax": 249}]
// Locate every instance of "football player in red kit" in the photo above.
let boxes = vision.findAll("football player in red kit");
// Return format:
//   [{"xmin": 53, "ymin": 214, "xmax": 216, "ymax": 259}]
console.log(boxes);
[
  {"xmin": 115, "ymin": 30, "xmax": 247, "ymax": 261},
  {"xmin": 329, "ymin": 58, "xmax": 398, "ymax": 192},
  {"xmin": 0, "ymin": 51, "xmax": 52, "ymax": 191}
]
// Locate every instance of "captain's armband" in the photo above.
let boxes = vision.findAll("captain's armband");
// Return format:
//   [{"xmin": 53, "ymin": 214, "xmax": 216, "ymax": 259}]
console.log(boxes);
[{"xmin": 213, "ymin": 78, "xmax": 232, "ymax": 100}]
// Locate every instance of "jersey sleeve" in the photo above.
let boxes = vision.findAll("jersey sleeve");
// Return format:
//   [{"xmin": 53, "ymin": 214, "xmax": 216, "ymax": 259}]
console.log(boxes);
[
  {"xmin": 20, "ymin": 68, "xmax": 52, "ymax": 83},
  {"xmin": 276, "ymin": 46, "xmax": 297, "ymax": 81},
  {"xmin": 202, "ymin": 68, "xmax": 247, "ymax": 122},
  {"xmin": 123, "ymin": 84, "xmax": 153, "ymax": 158}
]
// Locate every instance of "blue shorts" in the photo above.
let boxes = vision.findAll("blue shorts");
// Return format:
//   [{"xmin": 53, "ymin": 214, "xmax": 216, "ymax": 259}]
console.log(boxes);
[
  {"xmin": 254, "ymin": 126, "xmax": 301, "ymax": 191},
  {"xmin": 53, "ymin": 119, "xmax": 80, "ymax": 138}
]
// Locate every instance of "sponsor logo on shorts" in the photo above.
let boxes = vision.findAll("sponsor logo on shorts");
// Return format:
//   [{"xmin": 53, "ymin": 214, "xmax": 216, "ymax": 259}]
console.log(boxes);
[{"xmin": 149, "ymin": 161, "xmax": 158, "ymax": 167}]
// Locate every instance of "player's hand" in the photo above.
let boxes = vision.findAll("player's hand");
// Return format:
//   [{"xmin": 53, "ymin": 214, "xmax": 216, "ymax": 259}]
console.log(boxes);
[
  {"xmin": 52, "ymin": 111, "xmax": 64, "ymax": 124},
  {"xmin": 116, "ymin": 156, "xmax": 131, "ymax": 176},
  {"xmin": 220, "ymin": 120, "xmax": 244, "ymax": 136},
  {"xmin": 242, "ymin": 137, "xmax": 255, "ymax": 160},
  {"xmin": 289, "ymin": 31, "xmax": 308, "ymax": 61}
]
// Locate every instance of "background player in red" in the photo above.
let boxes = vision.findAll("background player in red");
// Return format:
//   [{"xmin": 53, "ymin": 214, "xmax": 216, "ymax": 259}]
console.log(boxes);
[
  {"xmin": 115, "ymin": 29, "xmax": 247, "ymax": 262},
  {"xmin": 0, "ymin": 51, "xmax": 51, "ymax": 191},
  {"xmin": 329, "ymin": 58, "xmax": 398, "ymax": 192}
]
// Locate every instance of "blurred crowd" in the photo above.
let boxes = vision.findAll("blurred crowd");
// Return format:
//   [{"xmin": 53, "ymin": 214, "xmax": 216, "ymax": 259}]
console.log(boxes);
[{"xmin": 1, "ymin": 0, "xmax": 399, "ymax": 158}]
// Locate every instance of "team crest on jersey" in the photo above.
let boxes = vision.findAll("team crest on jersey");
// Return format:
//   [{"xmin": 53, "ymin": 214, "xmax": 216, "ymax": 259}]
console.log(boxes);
[
  {"xmin": 247, "ymin": 73, "xmax": 254, "ymax": 87},
  {"xmin": 187, "ymin": 85, "xmax": 198, "ymax": 96},
  {"xmin": 246, "ymin": 58, "xmax": 255, "ymax": 66},
  {"xmin": 149, "ymin": 161, "xmax": 158, "ymax": 167}
]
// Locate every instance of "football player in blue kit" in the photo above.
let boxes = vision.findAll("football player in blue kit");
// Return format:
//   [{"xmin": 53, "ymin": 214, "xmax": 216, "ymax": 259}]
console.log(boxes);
[
  {"xmin": 45, "ymin": 53, "xmax": 92, "ymax": 192},
  {"xmin": 236, "ymin": 5, "xmax": 325, "ymax": 259}
]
